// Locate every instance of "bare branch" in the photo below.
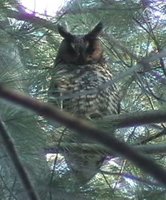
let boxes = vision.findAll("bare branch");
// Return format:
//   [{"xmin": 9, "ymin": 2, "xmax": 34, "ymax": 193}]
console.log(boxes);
[
  {"xmin": 5, "ymin": 9, "xmax": 58, "ymax": 32},
  {"xmin": 44, "ymin": 142, "xmax": 166, "ymax": 155},
  {"xmin": 96, "ymin": 109, "xmax": 166, "ymax": 128}
]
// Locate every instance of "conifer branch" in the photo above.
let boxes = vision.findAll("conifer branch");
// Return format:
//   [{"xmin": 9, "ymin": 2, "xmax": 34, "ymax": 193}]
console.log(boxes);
[
  {"xmin": 0, "ymin": 86, "xmax": 166, "ymax": 185},
  {"xmin": 0, "ymin": 119, "xmax": 40, "ymax": 200}
]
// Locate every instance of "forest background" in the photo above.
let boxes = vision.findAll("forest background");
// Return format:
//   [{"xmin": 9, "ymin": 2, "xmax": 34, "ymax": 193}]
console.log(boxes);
[{"xmin": 0, "ymin": 0, "xmax": 166, "ymax": 199}]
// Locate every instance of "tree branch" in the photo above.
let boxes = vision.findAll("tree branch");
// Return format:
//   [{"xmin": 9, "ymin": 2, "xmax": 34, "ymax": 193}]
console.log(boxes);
[
  {"xmin": 44, "ymin": 142, "xmax": 166, "ymax": 155},
  {"xmin": 96, "ymin": 110, "xmax": 166, "ymax": 128},
  {"xmin": 5, "ymin": 9, "xmax": 58, "ymax": 32},
  {"xmin": 0, "ymin": 119, "xmax": 40, "ymax": 200},
  {"xmin": 0, "ymin": 86, "xmax": 166, "ymax": 185}
]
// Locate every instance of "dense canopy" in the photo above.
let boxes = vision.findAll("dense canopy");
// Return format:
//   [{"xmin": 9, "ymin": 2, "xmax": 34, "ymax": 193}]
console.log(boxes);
[{"xmin": 0, "ymin": 0, "xmax": 165, "ymax": 199}]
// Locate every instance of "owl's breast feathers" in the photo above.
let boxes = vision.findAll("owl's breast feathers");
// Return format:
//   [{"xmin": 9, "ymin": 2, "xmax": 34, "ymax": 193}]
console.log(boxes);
[
  {"xmin": 48, "ymin": 63, "xmax": 120, "ymax": 119},
  {"xmin": 48, "ymin": 22, "xmax": 120, "ymax": 184}
]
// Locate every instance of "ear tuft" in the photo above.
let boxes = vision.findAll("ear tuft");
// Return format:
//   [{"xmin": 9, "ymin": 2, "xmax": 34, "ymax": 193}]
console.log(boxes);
[
  {"xmin": 85, "ymin": 22, "xmax": 103, "ymax": 39},
  {"xmin": 57, "ymin": 24, "xmax": 74, "ymax": 40}
]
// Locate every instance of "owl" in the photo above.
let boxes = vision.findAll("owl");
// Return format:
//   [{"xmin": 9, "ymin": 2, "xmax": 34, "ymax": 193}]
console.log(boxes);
[{"xmin": 48, "ymin": 22, "xmax": 120, "ymax": 184}]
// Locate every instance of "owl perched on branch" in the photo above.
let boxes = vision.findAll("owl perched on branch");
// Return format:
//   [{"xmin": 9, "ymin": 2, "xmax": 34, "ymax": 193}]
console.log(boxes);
[{"xmin": 48, "ymin": 22, "xmax": 120, "ymax": 184}]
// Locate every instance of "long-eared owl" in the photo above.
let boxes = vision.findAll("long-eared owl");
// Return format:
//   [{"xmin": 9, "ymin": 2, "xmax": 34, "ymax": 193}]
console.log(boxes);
[{"xmin": 48, "ymin": 22, "xmax": 120, "ymax": 184}]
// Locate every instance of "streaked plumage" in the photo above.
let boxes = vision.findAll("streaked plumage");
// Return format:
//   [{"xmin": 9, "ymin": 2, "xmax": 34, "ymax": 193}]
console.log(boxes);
[{"xmin": 48, "ymin": 22, "xmax": 120, "ymax": 184}]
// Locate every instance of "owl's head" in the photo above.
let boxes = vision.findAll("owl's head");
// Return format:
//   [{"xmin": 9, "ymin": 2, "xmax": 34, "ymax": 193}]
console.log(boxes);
[{"xmin": 55, "ymin": 22, "xmax": 104, "ymax": 65}]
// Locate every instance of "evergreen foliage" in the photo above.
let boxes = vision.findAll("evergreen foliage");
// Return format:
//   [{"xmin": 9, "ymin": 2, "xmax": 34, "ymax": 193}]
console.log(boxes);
[{"xmin": 0, "ymin": 0, "xmax": 165, "ymax": 199}]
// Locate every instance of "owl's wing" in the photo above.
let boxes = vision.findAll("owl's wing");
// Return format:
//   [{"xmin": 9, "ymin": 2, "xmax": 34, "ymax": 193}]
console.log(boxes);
[
  {"xmin": 48, "ymin": 65, "xmax": 68, "ymax": 130},
  {"xmin": 48, "ymin": 64, "xmax": 70, "ymax": 109}
]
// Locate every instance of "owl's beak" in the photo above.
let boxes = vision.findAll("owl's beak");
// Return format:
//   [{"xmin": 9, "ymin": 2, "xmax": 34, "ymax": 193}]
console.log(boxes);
[{"xmin": 77, "ymin": 49, "xmax": 86, "ymax": 64}]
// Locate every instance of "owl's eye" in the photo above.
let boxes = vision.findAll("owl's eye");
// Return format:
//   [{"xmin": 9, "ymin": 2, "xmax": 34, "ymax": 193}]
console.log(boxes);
[{"xmin": 70, "ymin": 41, "xmax": 90, "ymax": 51}]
